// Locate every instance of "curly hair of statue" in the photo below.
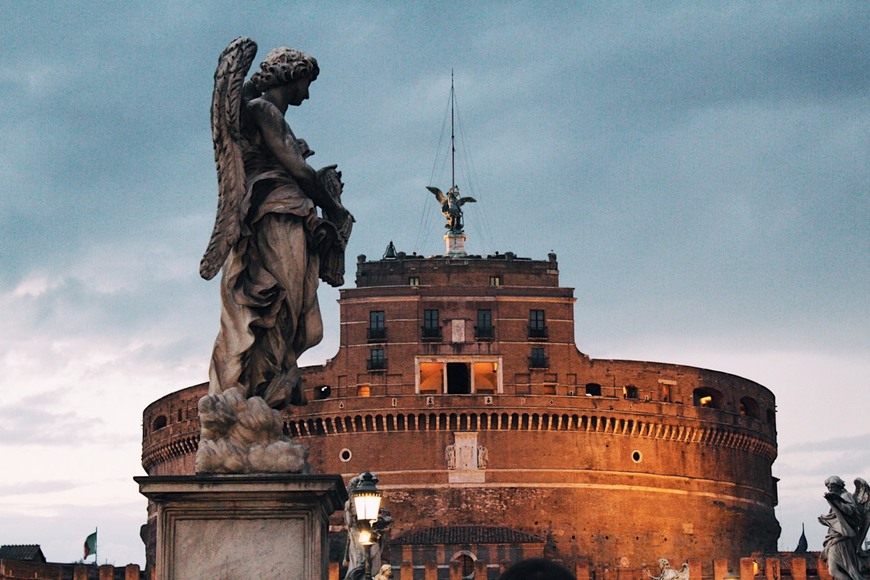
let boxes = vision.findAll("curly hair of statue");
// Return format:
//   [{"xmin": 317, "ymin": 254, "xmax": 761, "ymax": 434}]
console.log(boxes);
[{"xmin": 250, "ymin": 47, "xmax": 319, "ymax": 93}]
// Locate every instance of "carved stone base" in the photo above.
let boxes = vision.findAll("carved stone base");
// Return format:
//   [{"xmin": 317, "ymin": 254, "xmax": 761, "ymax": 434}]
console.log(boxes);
[
  {"xmin": 135, "ymin": 474, "xmax": 347, "ymax": 580},
  {"xmin": 445, "ymin": 232, "xmax": 467, "ymax": 257}
]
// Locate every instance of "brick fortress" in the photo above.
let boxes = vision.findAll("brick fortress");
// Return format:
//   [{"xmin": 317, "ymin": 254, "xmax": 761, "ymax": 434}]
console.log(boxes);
[{"xmin": 141, "ymin": 231, "xmax": 781, "ymax": 575}]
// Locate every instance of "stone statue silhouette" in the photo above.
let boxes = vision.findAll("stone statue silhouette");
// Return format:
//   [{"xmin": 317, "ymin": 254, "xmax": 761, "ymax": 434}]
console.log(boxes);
[
  {"xmin": 196, "ymin": 37, "xmax": 352, "ymax": 474},
  {"xmin": 819, "ymin": 475, "xmax": 870, "ymax": 580},
  {"xmin": 426, "ymin": 185, "xmax": 475, "ymax": 234}
]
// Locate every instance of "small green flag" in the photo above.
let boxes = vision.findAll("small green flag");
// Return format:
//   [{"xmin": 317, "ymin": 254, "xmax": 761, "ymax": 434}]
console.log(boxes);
[{"xmin": 84, "ymin": 531, "xmax": 97, "ymax": 559}]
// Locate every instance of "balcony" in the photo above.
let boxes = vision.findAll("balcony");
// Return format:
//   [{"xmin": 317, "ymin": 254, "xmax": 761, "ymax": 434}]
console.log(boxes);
[
  {"xmin": 421, "ymin": 326, "xmax": 442, "ymax": 341},
  {"xmin": 474, "ymin": 325, "xmax": 495, "ymax": 341},
  {"xmin": 528, "ymin": 326, "xmax": 549, "ymax": 340},
  {"xmin": 367, "ymin": 327, "xmax": 387, "ymax": 342},
  {"xmin": 367, "ymin": 358, "xmax": 387, "ymax": 371},
  {"xmin": 528, "ymin": 356, "xmax": 549, "ymax": 369}
]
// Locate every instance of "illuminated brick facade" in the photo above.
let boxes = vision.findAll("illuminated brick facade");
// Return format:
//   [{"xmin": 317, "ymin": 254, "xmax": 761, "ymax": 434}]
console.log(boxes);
[{"xmin": 142, "ymin": 248, "xmax": 780, "ymax": 573}]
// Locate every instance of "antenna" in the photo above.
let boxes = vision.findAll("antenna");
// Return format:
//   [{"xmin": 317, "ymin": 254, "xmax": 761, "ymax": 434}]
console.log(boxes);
[{"xmin": 450, "ymin": 69, "xmax": 456, "ymax": 188}]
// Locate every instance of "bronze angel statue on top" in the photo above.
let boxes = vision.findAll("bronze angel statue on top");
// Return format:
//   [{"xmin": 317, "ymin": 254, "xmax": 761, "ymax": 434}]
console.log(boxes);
[
  {"xmin": 819, "ymin": 476, "xmax": 870, "ymax": 580},
  {"xmin": 199, "ymin": 35, "xmax": 352, "ymax": 433},
  {"xmin": 426, "ymin": 185, "xmax": 475, "ymax": 234}
]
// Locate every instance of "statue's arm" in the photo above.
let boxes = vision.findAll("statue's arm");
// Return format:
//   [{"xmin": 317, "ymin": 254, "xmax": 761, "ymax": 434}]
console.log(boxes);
[{"xmin": 250, "ymin": 101, "xmax": 347, "ymax": 217}]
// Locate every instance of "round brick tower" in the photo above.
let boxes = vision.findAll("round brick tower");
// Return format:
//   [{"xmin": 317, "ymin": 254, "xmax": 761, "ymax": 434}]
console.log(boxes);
[{"xmin": 142, "ymin": 246, "xmax": 779, "ymax": 572}]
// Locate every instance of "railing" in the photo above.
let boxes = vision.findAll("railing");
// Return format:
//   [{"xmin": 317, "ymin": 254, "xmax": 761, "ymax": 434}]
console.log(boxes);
[
  {"xmin": 421, "ymin": 326, "xmax": 442, "ymax": 341},
  {"xmin": 367, "ymin": 358, "xmax": 387, "ymax": 371},
  {"xmin": 474, "ymin": 326, "xmax": 495, "ymax": 341},
  {"xmin": 367, "ymin": 327, "xmax": 387, "ymax": 341},
  {"xmin": 528, "ymin": 326, "xmax": 548, "ymax": 339}
]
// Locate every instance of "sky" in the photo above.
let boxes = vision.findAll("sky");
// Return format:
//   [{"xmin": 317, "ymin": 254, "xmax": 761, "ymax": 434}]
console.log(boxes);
[{"xmin": 1, "ymin": 1, "xmax": 868, "ymax": 567}]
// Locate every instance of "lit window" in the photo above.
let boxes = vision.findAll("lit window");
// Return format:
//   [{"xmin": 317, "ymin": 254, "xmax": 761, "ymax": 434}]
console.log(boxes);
[
  {"xmin": 490, "ymin": 276, "xmax": 501, "ymax": 286},
  {"xmin": 409, "ymin": 276, "xmax": 420, "ymax": 286}
]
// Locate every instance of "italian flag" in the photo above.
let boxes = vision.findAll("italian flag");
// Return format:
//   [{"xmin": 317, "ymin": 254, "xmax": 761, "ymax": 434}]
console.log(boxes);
[{"xmin": 83, "ymin": 531, "xmax": 97, "ymax": 559}]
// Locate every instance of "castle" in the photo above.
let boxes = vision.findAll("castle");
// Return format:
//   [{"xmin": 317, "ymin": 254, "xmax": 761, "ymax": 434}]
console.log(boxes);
[{"xmin": 142, "ymin": 228, "xmax": 780, "ymax": 576}]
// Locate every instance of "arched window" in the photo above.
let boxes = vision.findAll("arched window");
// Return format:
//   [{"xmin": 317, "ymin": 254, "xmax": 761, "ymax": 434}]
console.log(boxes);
[
  {"xmin": 693, "ymin": 387, "xmax": 722, "ymax": 409},
  {"xmin": 451, "ymin": 551, "xmax": 476, "ymax": 579},
  {"xmin": 152, "ymin": 415, "xmax": 167, "ymax": 431},
  {"xmin": 739, "ymin": 396, "xmax": 760, "ymax": 418}
]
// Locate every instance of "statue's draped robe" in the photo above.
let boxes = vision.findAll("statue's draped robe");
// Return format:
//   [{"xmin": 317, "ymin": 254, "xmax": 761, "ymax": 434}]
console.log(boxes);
[
  {"xmin": 820, "ymin": 490, "xmax": 864, "ymax": 580},
  {"xmin": 209, "ymin": 100, "xmax": 322, "ymax": 408}
]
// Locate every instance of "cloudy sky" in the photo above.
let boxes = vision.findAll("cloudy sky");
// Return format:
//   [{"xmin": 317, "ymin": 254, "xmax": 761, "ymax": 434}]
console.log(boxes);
[{"xmin": 1, "ymin": 1, "xmax": 868, "ymax": 567}]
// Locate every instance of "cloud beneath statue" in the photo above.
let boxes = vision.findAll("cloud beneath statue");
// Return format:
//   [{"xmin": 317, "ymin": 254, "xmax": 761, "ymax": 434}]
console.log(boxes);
[{"xmin": 195, "ymin": 388, "xmax": 308, "ymax": 474}]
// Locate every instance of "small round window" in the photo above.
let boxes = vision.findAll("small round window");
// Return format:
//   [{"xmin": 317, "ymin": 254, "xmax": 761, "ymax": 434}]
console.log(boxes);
[
  {"xmin": 339, "ymin": 448, "xmax": 353, "ymax": 462},
  {"xmin": 631, "ymin": 450, "xmax": 642, "ymax": 463}
]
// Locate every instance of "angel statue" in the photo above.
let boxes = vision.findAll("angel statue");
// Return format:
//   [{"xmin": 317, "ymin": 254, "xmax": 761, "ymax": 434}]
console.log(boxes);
[
  {"xmin": 195, "ymin": 38, "xmax": 352, "ymax": 474},
  {"xmin": 647, "ymin": 559, "xmax": 689, "ymax": 580},
  {"xmin": 818, "ymin": 476, "xmax": 870, "ymax": 580},
  {"xmin": 426, "ymin": 185, "xmax": 475, "ymax": 234}
]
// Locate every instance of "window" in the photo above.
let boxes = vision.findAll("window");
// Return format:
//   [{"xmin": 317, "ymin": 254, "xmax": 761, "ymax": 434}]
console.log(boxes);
[
  {"xmin": 529, "ymin": 347, "xmax": 548, "ymax": 368},
  {"xmin": 693, "ymin": 387, "xmax": 722, "ymax": 408},
  {"xmin": 456, "ymin": 554, "xmax": 475, "ymax": 577},
  {"xmin": 422, "ymin": 309, "xmax": 441, "ymax": 340},
  {"xmin": 475, "ymin": 310, "xmax": 493, "ymax": 341},
  {"xmin": 152, "ymin": 415, "xmax": 167, "ymax": 431},
  {"xmin": 368, "ymin": 311, "xmax": 386, "ymax": 341},
  {"xmin": 660, "ymin": 383, "xmax": 673, "ymax": 402},
  {"xmin": 315, "ymin": 385, "xmax": 331, "ymax": 400},
  {"xmin": 367, "ymin": 348, "xmax": 386, "ymax": 371},
  {"xmin": 529, "ymin": 309, "xmax": 547, "ymax": 339},
  {"xmin": 409, "ymin": 276, "xmax": 420, "ymax": 286},
  {"xmin": 585, "ymin": 383, "xmax": 602, "ymax": 397},
  {"xmin": 623, "ymin": 385, "xmax": 639, "ymax": 399},
  {"xmin": 740, "ymin": 396, "xmax": 760, "ymax": 419},
  {"xmin": 489, "ymin": 275, "xmax": 501, "ymax": 286},
  {"xmin": 417, "ymin": 358, "xmax": 503, "ymax": 394}
]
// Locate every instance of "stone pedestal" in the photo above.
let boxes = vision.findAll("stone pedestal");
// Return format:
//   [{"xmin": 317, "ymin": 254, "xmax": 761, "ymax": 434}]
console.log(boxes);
[
  {"xmin": 445, "ymin": 232, "xmax": 467, "ymax": 257},
  {"xmin": 136, "ymin": 474, "xmax": 346, "ymax": 580}
]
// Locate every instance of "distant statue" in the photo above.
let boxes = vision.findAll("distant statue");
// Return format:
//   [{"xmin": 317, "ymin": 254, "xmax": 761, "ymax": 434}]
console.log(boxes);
[
  {"xmin": 196, "ymin": 38, "xmax": 352, "ymax": 474},
  {"xmin": 477, "ymin": 445, "xmax": 489, "ymax": 469},
  {"xmin": 819, "ymin": 475, "xmax": 870, "ymax": 580},
  {"xmin": 426, "ymin": 185, "xmax": 476, "ymax": 234},
  {"xmin": 445, "ymin": 444, "xmax": 456, "ymax": 470},
  {"xmin": 647, "ymin": 559, "xmax": 689, "ymax": 580},
  {"xmin": 343, "ymin": 474, "xmax": 394, "ymax": 580},
  {"xmin": 373, "ymin": 564, "xmax": 393, "ymax": 580}
]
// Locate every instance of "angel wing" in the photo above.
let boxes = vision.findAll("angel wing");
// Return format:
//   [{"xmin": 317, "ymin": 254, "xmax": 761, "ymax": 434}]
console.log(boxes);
[
  {"xmin": 426, "ymin": 186, "xmax": 447, "ymax": 205},
  {"xmin": 457, "ymin": 196, "xmax": 477, "ymax": 206},
  {"xmin": 199, "ymin": 37, "xmax": 258, "ymax": 280},
  {"xmin": 675, "ymin": 563, "xmax": 690, "ymax": 580}
]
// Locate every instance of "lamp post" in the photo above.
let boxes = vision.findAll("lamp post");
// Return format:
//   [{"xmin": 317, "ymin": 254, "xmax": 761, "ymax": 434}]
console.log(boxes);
[{"xmin": 352, "ymin": 472, "xmax": 382, "ymax": 580}]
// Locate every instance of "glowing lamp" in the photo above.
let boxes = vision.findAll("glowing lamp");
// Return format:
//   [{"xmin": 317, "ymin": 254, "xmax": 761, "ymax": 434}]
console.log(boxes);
[{"xmin": 352, "ymin": 471, "xmax": 382, "ymax": 522}]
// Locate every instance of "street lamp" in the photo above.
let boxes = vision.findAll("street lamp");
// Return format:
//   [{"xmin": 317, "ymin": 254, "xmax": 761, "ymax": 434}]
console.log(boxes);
[{"xmin": 352, "ymin": 472, "xmax": 382, "ymax": 580}]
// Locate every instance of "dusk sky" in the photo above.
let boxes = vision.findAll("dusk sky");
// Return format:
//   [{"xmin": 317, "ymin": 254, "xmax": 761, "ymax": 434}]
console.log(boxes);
[{"xmin": 1, "ymin": 1, "xmax": 868, "ymax": 566}]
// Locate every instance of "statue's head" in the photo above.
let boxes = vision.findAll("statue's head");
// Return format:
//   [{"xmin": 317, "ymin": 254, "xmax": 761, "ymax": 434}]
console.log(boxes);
[
  {"xmin": 250, "ymin": 47, "xmax": 319, "ymax": 92},
  {"xmin": 825, "ymin": 475, "xmax": 846, "ymax": 491},
  {"xmin": 659, "ymin": 559, "xmax": 671, "ymax": 570}
]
